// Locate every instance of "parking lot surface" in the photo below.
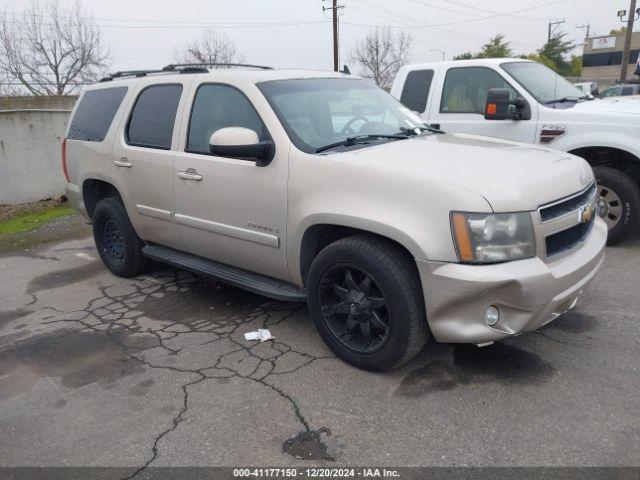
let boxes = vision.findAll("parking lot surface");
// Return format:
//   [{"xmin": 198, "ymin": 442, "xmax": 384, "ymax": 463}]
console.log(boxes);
[{"xmin": 1, "ymin": 233, "xmax": 639, "ymax": 470}]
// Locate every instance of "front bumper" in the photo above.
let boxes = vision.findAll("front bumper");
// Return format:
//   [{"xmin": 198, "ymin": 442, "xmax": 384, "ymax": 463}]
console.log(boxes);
[{"xmin": 417, "ymin": 217, "xmax": 607, "ymax": 344}]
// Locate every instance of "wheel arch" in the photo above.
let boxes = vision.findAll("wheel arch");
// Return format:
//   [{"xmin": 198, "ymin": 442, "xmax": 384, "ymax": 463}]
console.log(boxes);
[
  {"xmin": 568, "ymin": 145, "xmax": 640, "ymax": 186},
  {"xmin": 82, "ymin": 178, "xmax": 123, "ymax": 220},
  {"xmin": 297, "ymin": 222, "xmax": 422, "ymax": 287}
]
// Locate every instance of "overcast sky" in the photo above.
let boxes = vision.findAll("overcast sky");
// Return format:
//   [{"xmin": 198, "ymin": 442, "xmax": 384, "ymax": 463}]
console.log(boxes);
[{"xmin": 2, "ymin": 0, "xmax": 637, "ymax": 72}]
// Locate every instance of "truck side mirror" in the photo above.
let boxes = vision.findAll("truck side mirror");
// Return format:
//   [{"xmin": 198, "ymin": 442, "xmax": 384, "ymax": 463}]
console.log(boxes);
[
  {"xmin": 484, "ymin": 88, "xmax": 530, "ymax": 121},
  {"xmin": 209, "ymin": 127, "xmax": 275, "ymax": 167}
]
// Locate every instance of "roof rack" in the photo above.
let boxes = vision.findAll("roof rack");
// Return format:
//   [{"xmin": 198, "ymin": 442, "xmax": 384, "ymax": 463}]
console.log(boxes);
[
  {"xmin": 99, "ymin": 69, "xmax": 166, "ymax": 82},
  {"xmin": 99, "ymin": 62, "xmax": 274, "ymax": 82},
  {"xmin": 162, "ymin": 62, "xmax": 274, "ymax": 71}
]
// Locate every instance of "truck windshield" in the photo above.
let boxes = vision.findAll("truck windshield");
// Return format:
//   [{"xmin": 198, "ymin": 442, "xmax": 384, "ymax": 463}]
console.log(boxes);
[
  {"xmin": 258, "ymin": 78, "xmax": 430, "ymax": 153},
  {"xmin": 501, "ymin": 62, "xmax": 587, "ymax": 105}
]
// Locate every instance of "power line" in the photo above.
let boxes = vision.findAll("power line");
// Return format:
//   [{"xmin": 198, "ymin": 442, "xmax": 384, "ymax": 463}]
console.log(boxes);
[
  {"xmin": 547, "ymin": 19, "xmax": 565, "ymax": 41},
  {"xmin": 343, "ymin": 0, "xmax": 566, "ymax": 30}
]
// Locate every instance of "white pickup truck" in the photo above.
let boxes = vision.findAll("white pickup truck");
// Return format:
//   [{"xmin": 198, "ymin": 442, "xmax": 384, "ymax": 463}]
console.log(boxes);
[{"xmin": 391, "ymin": 58, "xmax": 640, "ymax": 244}]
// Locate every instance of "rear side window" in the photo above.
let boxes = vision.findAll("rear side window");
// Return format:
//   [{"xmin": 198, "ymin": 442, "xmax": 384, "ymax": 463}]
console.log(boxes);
[
  {"xmin": 399, "ymin": 69, "xmax": 433, "ymax": 113},
  {"xmin": 621, "ymin": 86, "xmax": 635, "ymax": 96},
  {"xmin": 67, "ymin": 87, "xmax": 127, "ymax": 141},
  {"xmin": 126, "ymin": 84, "xmax": 182, "ymax": 150},
  {"xmin": 187, "ymin": 84, "xmax": 268, "ymax": 155}
]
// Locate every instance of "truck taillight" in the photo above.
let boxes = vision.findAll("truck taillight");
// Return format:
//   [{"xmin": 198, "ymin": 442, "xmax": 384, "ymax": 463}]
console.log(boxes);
[{"xmin": 61, "ymin": 137, "xmax": 70, "ymax": 182}]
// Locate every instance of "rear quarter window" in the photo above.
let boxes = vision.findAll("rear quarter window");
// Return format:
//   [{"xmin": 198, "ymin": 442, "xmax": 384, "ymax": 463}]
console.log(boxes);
[
  {"xmin": 67, "ymin": 87, "xmax": 128, "ymax": 142},
  {"xmin": 399, "ymin": 69, "xmax": 434, "ymax": 113}
]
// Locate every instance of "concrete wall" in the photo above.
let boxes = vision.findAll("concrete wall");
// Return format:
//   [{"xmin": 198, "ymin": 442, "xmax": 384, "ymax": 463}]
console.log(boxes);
[{"xmin": 0, "ymin": 96, "xmax": 76, "ymax": 205}]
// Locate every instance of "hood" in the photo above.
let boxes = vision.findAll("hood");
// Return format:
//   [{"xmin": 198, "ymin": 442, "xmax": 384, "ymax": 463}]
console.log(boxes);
[
  {"xmin": 570, "ymin": 97, "xmax": 640, "ymax": 115},
  {"xmin": 337, "ymin": 133, "xmax": 593, "ymax": 212}
]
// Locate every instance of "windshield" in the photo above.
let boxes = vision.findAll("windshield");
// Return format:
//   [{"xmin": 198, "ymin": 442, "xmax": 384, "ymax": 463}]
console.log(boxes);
[
  {"xmin": 258, "ymin": 78, "xmax": 427, "ymax": 153},
  {"xmin": 501, "ymin": 62, "xmax": 585, "ymax": 104}
]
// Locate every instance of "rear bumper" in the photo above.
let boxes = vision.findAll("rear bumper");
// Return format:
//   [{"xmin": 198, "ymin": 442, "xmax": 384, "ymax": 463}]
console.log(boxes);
[
  {"xmin": 65, "ymin": 183, "xmax": 90, "ymax": 222},
  {"xmin": 417, "ymin": 217, "xmax": 607, "ymax": 344}
]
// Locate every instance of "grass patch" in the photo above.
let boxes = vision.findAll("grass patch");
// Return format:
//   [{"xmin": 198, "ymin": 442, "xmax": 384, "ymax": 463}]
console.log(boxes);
[{"xmin": 0, "ymin": 205, "xmax": 75, "ymax": 235}]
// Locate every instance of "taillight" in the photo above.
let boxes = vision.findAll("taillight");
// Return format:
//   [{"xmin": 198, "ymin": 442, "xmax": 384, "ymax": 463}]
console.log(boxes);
[{"xmin": 61, "ymin": 137, "xmax": 70, "ymax": 182}]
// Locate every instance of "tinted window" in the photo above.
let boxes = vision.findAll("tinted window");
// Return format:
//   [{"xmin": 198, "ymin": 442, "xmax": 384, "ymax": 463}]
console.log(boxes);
[
  {"xmin": 67, "ymin": 87, "xmax": 127, "ymax": 141},
  {"xmin": 127, "ymin": 84, "xmax": 182, "ymax": 149},
  {"xmin": 400, "ymin": 69, "xmax": 434, "ymax": 113},
  {"xmin": 187, "ymin": 84, "xmax": 268, "ymax": 154},
  {"xmin": 441, "ymin": 67, "xmax": 517, "ymax": 114},
  {"xmin": 600, "ymin": 87, "xmax": 621, "ymax": 98},
  {"xmin": 621, "ymin": 86, "xmax": 635, "ymax": 96}
]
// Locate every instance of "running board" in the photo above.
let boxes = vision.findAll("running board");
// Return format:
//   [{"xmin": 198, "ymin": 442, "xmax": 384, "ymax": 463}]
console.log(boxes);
[{"xmin": 142, "ymin": 245, "xmax": 306, "ymax": 302}]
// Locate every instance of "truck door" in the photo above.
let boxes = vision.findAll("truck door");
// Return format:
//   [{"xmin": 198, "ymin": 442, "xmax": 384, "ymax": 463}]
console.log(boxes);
[{"xmin": 428, "ymin": 66, "xmax": 538, "ymax": 143}]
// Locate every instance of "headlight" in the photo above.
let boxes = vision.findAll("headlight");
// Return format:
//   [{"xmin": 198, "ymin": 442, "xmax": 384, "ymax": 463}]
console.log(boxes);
[{"xmin": 450, "ymin": 212, "xmax": 535, "ymax": 263}]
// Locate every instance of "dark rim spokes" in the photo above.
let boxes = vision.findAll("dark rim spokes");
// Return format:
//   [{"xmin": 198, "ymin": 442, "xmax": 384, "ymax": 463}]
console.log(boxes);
[
  {"xmin": 319, "ymin": 265, "xmax": 390, "ymax": 354},
  {"xmin": 103, "ymin": 219, "xmax": 125, "ymax": 260}
]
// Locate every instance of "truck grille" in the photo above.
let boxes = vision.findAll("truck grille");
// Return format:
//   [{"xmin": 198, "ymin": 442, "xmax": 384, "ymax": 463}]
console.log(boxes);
[
  {"xmin": 545, "ymin": 214, "xmax": 595, "ymax": 256},
  {"xmin": 539, "ymin": 183, "xmax": 597, "ymax": 222}
]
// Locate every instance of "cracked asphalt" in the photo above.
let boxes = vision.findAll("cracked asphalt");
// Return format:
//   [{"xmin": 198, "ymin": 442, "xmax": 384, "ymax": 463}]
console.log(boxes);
[{"xmin": 0, "ymin": 232, "xmax": 639, "ymax": 471}]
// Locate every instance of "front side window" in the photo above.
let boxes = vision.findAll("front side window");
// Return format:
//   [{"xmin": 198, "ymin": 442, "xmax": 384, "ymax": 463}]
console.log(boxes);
[
  {"xmin": 68, "ymin": 87, "xmax": 127, "ymax": 142},
  {"xmin": 258, "ymin": 78, "xmax": 425, "ymax": 153},
  {"xmin": 187, "ymin": 84, "xmax": 268, "ymax": 154},
  {"xmin": 441, "ymin": 67, "xmax": 517, "ymax": 114},
  {"xmin": 126, "ymin": 84, "xmax": 182, "ymax": 149},
  {"xmin": 501, "ymin": 62, "xmax": 584, "ymax": 104},
  {"xmin": 400, "ymin": 69, "xmax": 434, "ymax": 113},
  {"xmin": 600, "ymin": 87, "xmax": 620, "ymax": 98}
]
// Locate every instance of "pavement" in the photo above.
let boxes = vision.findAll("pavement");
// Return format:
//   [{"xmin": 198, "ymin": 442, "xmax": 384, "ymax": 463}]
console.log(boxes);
[{"xmin": 0, "ymin": 229, "xmax": 639, "ymax": 471}]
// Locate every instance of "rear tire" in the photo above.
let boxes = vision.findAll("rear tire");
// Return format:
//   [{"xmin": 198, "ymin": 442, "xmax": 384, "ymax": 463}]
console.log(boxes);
[
  {"xmin": 307, "ymin": 235, "xmax": 428, "ymax": 371},
  {"xmin": 92, "ymin": 197, "xmax": 150, "ymax": 277},
  {"xmin": 593, "ymin": 166, "xmax": 640, "ymax": 245}
]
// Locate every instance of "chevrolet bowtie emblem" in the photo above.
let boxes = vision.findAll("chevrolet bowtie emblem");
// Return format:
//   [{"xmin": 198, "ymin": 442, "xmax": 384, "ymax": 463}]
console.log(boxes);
[{"xmin": 579, "ymin": 203, "xmax": 595, "ymax": 224}]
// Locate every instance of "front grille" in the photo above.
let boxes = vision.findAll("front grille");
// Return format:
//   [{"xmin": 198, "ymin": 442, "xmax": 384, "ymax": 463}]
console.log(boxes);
[
  {"xmin": 545, "ymin": 215, "xmax": 595, "ymax": 256},
  {"xmin": 539, "ymin": 183, "xmax": 596, "ymax": 222}
]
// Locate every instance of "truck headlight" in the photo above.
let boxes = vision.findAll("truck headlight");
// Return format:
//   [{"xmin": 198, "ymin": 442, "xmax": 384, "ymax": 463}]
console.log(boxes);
[{"xmin": 450, "ymin": 212, "xmax": 535, "ymax": 263}]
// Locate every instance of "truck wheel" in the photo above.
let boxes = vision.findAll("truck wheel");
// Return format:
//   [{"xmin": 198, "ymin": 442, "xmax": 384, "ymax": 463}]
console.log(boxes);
[
  {"xmin": 306, "ymin": 235, "xmax": 428, "ymax": 371},
  {"xmin": 593, "ymin": 167, "xmax": 640, "ymax": 245},
  {"xmin": 92, "ymin": 197, "xmax": 151, "ymax": 277}
]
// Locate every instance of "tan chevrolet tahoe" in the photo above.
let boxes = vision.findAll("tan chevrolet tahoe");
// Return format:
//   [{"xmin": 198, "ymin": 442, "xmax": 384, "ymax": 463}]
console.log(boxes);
[{"xmin": 63, "ymin": 63, "xmax": 607, "ymax": 371}]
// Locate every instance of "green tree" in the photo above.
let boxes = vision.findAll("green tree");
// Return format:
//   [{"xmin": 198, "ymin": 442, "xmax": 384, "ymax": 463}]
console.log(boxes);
[
  {"xmin": 453, "ymin": 34, "xmax": 512, "ymax": 60},
  {"xmin": 569, "ymin": 55, "xmax": 582, "ymax": 77},
  {"xmin": 453, "ymin": 51, "xmax": 474, "ymax": 60},
  {"xmin": 521, "ymin": 53, "xmax": 557, "ymax": 70},
  {"xmin": 478, "ymin": 34, "xmax": 512, "ymax": 58},
  {"xmin": 538, "ymin": 32, "xmax": 575, "ymax": 75}
]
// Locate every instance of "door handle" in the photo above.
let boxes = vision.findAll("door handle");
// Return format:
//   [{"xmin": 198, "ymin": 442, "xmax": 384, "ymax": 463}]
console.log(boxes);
[
  {"xmin": 113, "ymin": 157, "xmax": 132, "ymax": 168},
  {"xmin": 177, "ymin": 168, "xmax": 203, "ymax": 181}
]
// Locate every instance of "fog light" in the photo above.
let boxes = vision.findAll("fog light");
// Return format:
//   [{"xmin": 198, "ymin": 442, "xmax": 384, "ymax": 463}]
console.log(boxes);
[{"xmin": 485, "ymin": 306, "xmax": 500, "ymax": 326}]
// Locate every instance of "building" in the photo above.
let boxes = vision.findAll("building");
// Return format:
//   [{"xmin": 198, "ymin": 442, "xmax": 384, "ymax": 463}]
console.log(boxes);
[{"xmin": 582, "ymin": 31, "xmax": 640, "ymax": 81}]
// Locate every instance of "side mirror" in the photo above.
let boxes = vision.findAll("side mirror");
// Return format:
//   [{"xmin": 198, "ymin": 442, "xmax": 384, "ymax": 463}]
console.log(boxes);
[
  {"xmin": 484, "ymin": 88, "xmax": 530, "ymax": 121},
  {"xmin": 209, "ymin": 127, "xmax": 275, "ymax": 166}
]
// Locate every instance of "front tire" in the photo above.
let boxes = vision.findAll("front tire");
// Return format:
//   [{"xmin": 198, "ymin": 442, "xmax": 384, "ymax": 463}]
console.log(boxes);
[
  {"xmin": 93, "ymin": 197, "xmax": 150, "ymax": 277},
  {"xmin": 307, "ymin": 235, "xmax": 429, "ymax": 371},
  {"xmin": 593, "ymin": 167, "xmax": 640, "ymax": 245}
]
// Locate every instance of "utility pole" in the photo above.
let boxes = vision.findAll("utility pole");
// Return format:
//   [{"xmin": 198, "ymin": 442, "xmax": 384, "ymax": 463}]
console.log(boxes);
[
  {"xmin": 576, "ymin": 23, "xmax": 590, "ymax": 41},
  {"xmin": 548, "ymin": 19, "xmax": 565, "ymax": 42},
  {"xmin": 323, "ymin": 0, "xmax": 343, "ymax": 71},
  {"xmin": 430, "ymin": 49, "xmax": 445, "ymax": 61},
  {"xmin": 620, "ymin": 0, "xmax": 638, "ymax": 82}
]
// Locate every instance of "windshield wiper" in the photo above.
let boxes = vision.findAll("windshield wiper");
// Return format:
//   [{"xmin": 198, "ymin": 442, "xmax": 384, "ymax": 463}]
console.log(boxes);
[
  {"xmin": 399, "ymin": 125, "xmax": 444, "ymax": 135},
  {"xmin": 545, "ymin": 95, "xmax": 591, "ymax": 105},
  {"xmin": 314, "ymin": 134, "xmax": 408, "ymax": 153}
]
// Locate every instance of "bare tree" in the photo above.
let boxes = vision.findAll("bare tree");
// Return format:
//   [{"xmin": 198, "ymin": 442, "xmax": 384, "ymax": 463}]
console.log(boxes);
[
  {"xmin": 350, "ymin": 26, "xmax": 412, "ymax": 89},
  {"xmin": 0, "ymin": 0, "xmax": 110, "ymax": 96},
  {"xmin": 173, "ymin": 31, "xmax": 245, "ymax": 66}
]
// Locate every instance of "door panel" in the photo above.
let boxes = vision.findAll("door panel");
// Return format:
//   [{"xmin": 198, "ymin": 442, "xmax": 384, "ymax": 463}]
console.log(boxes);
[
  {"xmin": 173, "ymin": 83, "xmax": 288, "ymax": 280},
  {"xmin": 111, "ymin": 82, "xmax": 188, "ymax": 250},
  {"xmin": 429, "ymin": 66, "xmax": 538, "ymax": 143}
]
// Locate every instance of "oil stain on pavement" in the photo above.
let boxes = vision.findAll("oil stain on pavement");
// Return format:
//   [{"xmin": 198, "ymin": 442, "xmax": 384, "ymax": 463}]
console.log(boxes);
[
  {"xmin": 396, "ymin": 343, "xmax": 555, "ymax": 398},
  {"xmin": 283, "ymin": 427, "xmax": 334, "ymax": 461},
  {"xmin": 26, "ymin": 260, "xmax": 104, "ymax": 294}
]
